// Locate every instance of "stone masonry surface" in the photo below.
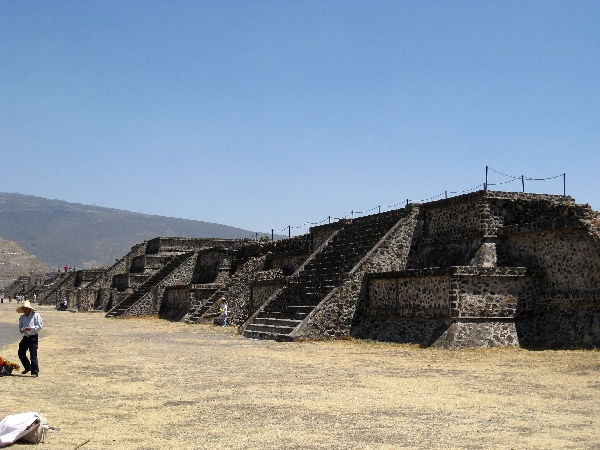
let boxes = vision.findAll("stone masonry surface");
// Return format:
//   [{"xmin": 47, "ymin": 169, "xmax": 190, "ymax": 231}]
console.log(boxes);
[{"xmin": 94, "ymin": 191, "xmax": 600, "ymax": 349}]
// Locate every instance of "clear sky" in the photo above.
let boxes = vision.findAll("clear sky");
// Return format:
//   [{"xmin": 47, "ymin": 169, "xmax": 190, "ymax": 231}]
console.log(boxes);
[{"xmin": 1, "ymin": 1, "xmax": 599, "ymax": 235}]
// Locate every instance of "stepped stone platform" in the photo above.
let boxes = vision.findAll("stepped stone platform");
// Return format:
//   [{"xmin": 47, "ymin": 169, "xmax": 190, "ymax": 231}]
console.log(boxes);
[
  {"xmin": 241, "ymin": 190, "xmax": 600, "ymax": 348},
  {"xmin": 105, "ymin": 251, "xmax": 196, "ymax": 317},
  {"xmin": 350, "ymin": 190, "xmax": 600, "ymax": 349},
  {"xmin": 243, "ymin": 208, "xmax": 412, "ymax": 340},
  {"xmin": 105, "ymin": 238, "xmax": 246, "ymax": 318},
  {"xmin": 40, "ymin": 190, "xmax": 600, "ymax": 349}
]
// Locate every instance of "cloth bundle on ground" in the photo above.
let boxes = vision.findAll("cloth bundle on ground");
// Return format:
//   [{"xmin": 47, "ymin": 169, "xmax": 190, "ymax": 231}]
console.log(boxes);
[{"xmin": 0, "ymin": 412, "xmax": 48, "ymax": 447}]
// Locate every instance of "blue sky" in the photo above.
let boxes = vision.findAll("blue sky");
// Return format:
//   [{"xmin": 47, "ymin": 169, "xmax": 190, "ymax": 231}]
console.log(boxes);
[{"xmin": 1, "ymin": 1, "xmax": 599, "ymax": 235}]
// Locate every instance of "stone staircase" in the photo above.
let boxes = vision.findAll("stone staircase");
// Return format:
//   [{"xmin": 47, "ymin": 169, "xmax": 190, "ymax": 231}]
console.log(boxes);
[
  {"xmin": 186, "ymin": 287, "xmax": 226, "ymax": 323},
  {"xmin": 105, "ymin": 252, "xmax": 194, "ymax": 318},
  {"xmin": 243, "ymin": 209, "xmax": 407, "ymax": 340},
  {"xmin": 186, "ymin": 256, "xmax": 267, "ymax": 324},
  {"xmin": 37, "ymin": 271, "xmax": 77, "ymax": 305}
]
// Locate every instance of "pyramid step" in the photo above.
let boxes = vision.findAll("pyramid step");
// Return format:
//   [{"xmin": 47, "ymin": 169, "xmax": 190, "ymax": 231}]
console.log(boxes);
[
  {"xmin": 252, "ymin": 317, "xmax": 302, "ymax": 327},
  {"xmin": 267, "ymin": 311, "xmax": 309, "ymax": 320},
  {"xmin": 245, "ymin": 323, "xmax": 297, "ymax": 335},
  {"xmin": 265, "ymin": 304, "xmax": 316, "ymax": 313},
  {"xmin": 243, "ymin": 330, "xmax": 295, "ymax": 341}
]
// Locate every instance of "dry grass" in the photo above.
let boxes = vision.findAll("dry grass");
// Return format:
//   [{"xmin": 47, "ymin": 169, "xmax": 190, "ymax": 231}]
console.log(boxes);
[{"xmin": 1, "ymin": 304, "xmax": 600, "ymax": 449}]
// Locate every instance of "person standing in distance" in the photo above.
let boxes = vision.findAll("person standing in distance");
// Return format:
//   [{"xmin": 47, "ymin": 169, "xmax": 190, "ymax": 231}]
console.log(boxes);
[
  {"xmin": 17, "ymin": 300, "xmax": 43, "ymax": 377},
  {"xmin": 219, "ymin": 298, "xmax": 228, "ymax": 327}
]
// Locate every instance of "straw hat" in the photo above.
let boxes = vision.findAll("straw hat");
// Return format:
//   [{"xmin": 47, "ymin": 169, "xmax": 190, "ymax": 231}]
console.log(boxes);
[{"xmin": 16, "ymin": 300, "xmax": 35, "ymax": 314}]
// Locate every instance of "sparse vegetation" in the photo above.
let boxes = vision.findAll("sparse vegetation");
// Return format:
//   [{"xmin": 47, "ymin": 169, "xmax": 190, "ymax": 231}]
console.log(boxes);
[{"xmin": 1, "ymin": 305, "xmax": 599, "ymax": 449}]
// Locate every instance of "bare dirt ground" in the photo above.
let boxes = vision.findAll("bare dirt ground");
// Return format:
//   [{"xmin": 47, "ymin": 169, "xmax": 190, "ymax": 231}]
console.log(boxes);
[{"xmin": 1, "ymin": 304, "xmax": 599, "ymax": 449}]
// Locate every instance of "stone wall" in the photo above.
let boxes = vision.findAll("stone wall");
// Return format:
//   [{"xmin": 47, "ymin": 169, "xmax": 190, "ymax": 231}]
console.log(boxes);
[
  {"xmin": 234, "ymin": 235, "xmax": 311, "ymax": 261},
  {"xmin": 350, "ymin": 190, "xmax": 600, "ymax": 349},
  {"xmin": 145, "ymin": 237, "xmax": 244, "ymax": 254},
  {"xmin": 112, "ymin": 273, "xmax": 150, "ymax": 292},
  {"xmin": 519, "ymin": 304, "xmax": 600, "ymax": 348},
  {"xmin": 43, "ymin": 268, "xmax": 115, "ymax": 310},
  {"xmin": 88, "ymin": 242, "xmax": 147, "ymax": 289},
  {"xmin": 501, "ymin": 195, "xmax": 583, "ymax": 226},
  {"xmin": 405, "ymin": 240, "xmax": 483, "ymax": 270},
  {"xmin": 96, "ymin": 191, "xmax": 600, "ymax": 349},
  {"xmin": 37, "ymin": 272, "xmax": 76, "ymax": 306},
  {"xmin": 160, "ymin": 284, "xmax": 223, "ymax": 321},
  {"xmin": 190, "ymin": 249, "xmax": 229, "ymax": 284},
  {"xmin": 163, "ymin": 286, "xmax": 193, "ymax": 310},
  {"xmin": 414, "ymin": 196, "xmax": 487, "ymax": 244},
  {"xmin": 105, "ymin": 239, "xmax": 242, "ymax": 317},
  {"xmin": 498, "ymin": 227, "xmax": 600, "ymax": 293},
  {"xmin": 366, "ymin": 266, "xmax": 532, "ymax": 319},
  {"xmin": 411, "ymin": 191, "xmax": 578, "ymax": 242},
  {"xmin": 131, "ymin": 255, "xmax": 170, "ymax": 272},
  {"xmin": 108, "ymin": 290, "xmax": 129, "ymax": 312},
  {"xmin": 111, "ymin": 239, "xmax": 244, "ymax": 320},
  {"xmin": 592, "ymin": 210, "xmax": 600, "ymax": 234},
  {"xmin": 457, "ymin": 271, "xmax": 533, "ymax": 317},
  {"xmin": 354, "ymin": 318, "xmax": 520, "ymax": 349},
  {"xmin": 132, "ymin": 235, "xmax": 313, "ymax": 324},
  {"xmin": 251, "ymin": 282, "xmax": 284, "ymax": 311},
  {"xmin": 265, "ymin": 253, "xmax": 308, "ymax": 276},
  {"xmin": 79, "ymin": 241, "xmax": 148, "ymax": 310},
  {"xmin": 190, "ymin": 285, "xmax": 224, "ymax": 305},
  {"xmin": 75, "ymin": 288, "xmax": 97, "ymax": 312},
  {"xmin": 368, "ymin": 275, "xmax": 450, "ymax": 319},
  {"xmin": 353, "ymin": 266, "xmax": 536, "ymax": 349},
  {"xmin": 201, "ymin": 256, "xmax": 268, "ymax": 326},
  {"xmin": 123, "ymin": 252, "xmax": 197, "ymax": 316},
  {"xmin": 250, "ymin": 269, "xmax": 286, "ymax": 310},
  {"xmin": 196, "ymin": 250, "xmax": 221, "ymax": 269}
]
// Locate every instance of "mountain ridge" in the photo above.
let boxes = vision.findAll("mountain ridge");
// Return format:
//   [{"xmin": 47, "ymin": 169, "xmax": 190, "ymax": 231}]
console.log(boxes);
[{"xmin": 0, "ymin": 192, "xmax": 273, "ymax": 269}]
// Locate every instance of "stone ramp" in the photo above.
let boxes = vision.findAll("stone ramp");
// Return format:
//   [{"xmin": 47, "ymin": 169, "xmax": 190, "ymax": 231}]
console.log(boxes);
[
  {"xmin": 106, "ymin": 252, "xmax": 195, "ymax": 318},
  {"xmin": 243, "ymin": 209, "xmax": 408, "ymax": 340}
]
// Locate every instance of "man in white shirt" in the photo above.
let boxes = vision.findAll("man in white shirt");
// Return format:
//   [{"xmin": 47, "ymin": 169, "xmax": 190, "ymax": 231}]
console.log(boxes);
[{"xmin": 17, "ymin": 301, "xmax": 43, "ymax": 377}]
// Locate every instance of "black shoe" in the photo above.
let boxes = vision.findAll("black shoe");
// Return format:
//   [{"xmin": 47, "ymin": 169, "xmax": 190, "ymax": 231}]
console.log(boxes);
[{"xmin": 21, "ymin": 369, "xmax": 30, "ymax": 375}]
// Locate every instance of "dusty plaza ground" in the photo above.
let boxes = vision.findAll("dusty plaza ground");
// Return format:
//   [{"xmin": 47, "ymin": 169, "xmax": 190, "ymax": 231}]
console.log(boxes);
[{"xmin": 0, "ymin": 304, "xmax": 599, "ymax": 449}]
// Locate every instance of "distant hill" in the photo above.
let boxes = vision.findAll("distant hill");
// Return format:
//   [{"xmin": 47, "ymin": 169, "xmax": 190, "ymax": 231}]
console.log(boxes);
[
  {"xmin": 0, "ymin": 193, "xmax": 274, "ymax": 269},
  {"xmin": 0, "ymin": 237, "xmax": 51, "ymax": 288}
]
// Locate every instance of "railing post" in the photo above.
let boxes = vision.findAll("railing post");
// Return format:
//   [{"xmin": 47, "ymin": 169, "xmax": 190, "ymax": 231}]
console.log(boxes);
[
  {"xmin": 271, "ymin": 229, "xmax": 274, "ymax": 241},
  {"xmin": 563, "ymin": 173, "xmax": 566, "ymax": 196},
  {"xmin": 521, "ymin": 175, "xmax": 525, "ymax": 192},
  {"xmin": 288, "ymin": 225, "xmax": 291, "ymax": 238},
  {"xmin": 485, "ymin": 166, "xmax": 488, "ymax": 190}
]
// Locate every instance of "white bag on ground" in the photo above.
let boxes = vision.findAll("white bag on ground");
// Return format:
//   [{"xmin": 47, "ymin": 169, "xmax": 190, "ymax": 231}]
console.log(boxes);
[{"xmin": 0, "ymin": 412, "xmax": 48, "ymax": 447}]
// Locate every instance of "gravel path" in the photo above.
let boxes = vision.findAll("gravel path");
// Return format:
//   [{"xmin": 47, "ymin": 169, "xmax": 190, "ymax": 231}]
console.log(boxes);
[
  {"xmin": 1, "ymin": 304, "xmax": 599, "ymax": 449},
  {"xmin": 0, "ymin": 304, "xmax": 19, "ymax": 347}
]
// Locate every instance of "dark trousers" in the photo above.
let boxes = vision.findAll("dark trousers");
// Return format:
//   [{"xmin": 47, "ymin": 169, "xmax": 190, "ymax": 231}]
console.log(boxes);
[{"xmin": 18, "ymin": 334, "xmax": 39, "ymax": 375}]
